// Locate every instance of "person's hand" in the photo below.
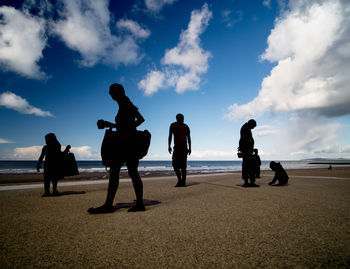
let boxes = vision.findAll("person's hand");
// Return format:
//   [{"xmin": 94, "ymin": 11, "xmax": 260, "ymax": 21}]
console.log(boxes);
[
  {"xmin": 97, "ymin": 120, "xmax": 105, "ymax": 129},
  {"xmin": 168, "ymin": 146, "xmax": 172, "ymax": 154},
  {"xmin": 188, "ymin": 149, "xmax": 191, "ymax": 156},
  {"xmin": 37, "ymin": 164, "xmax": 41, "ymax": 172}
]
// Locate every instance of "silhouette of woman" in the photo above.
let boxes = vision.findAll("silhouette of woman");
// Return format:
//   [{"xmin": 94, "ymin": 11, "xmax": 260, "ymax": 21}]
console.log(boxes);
[
  {"xmin": 37, "ymin": 133, "xmax": 71, "ymax": 197},
  {"xmin": 88, "ymin": 83, "xmax": 145, "ymax": 213}
]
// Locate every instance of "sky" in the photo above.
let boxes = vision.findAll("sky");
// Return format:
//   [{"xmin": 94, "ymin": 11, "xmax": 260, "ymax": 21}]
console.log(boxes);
[{"xmin": 0, "ymin": 0, "xmax": 350, "ymax": 161}]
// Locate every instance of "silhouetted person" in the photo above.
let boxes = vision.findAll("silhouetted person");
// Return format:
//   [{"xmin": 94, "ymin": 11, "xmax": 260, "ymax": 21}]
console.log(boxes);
[
  {"xmin": 37, "ymin": 133, "xmax": 70, "ymax": 197},
  {"xmin": 168, "ymin": 113, "xmax": 191, "ymax": 187},
  {"xmin": 88, "ymin": 83, "xmax": 145, "ymax": 213},
  {"xmin": 239, "ymin": 119, "xmax": 258, "ymax": 187},
  {"xmin": 253, "ymin": 148, "xmax": 261, "ymax": 178},
  {"xmin": 269, "ymin": 161, "xmax": 289, "ymax": 186}
]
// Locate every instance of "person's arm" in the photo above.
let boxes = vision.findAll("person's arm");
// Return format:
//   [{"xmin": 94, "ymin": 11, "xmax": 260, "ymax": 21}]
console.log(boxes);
[
  {"xmin": 187, "ymin": 128, "xmax": 191, "ymax": 156},
  {"xmin": 97, "ymin": 120, "xmax": 116, "ymax": 129},
  {"xmin": 168, "ymin": 125, "xmax": 173, "ymax": 154},
  {"xmin": 269, "ymin": 173, "xmax": 277, "ymax": 185},
  {"xmin": 63, "ymin": 145, "xmax": 71, "ymax": 154},
  {"xmin": 134, "ymin": 109, "xmax": 145, "ymax": 128},
  {"xmin": 37, "ymin": 146, "xmax": 45, "ymax": 172}
]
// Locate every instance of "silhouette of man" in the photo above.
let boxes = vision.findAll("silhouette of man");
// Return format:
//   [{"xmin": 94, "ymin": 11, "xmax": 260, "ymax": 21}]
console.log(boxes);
[
  {"xmin": 168, "ymin": 113, "xmax": 191, "ymax": 187},
  {"xmin": 239, "ymin": 119, "xmax": 258, "ymax": 187}
]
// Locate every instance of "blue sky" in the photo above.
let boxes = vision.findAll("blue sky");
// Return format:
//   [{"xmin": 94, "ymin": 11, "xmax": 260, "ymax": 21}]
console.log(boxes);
[{"xmin": 0, "ymin": 0, "xmax": 349, "ymax": 161}]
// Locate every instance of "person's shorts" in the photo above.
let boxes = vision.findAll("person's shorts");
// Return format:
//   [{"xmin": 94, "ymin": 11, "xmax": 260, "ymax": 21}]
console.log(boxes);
[{"xmin": 172, "ymin": 147, "xmax": 188, "ymax": 168}]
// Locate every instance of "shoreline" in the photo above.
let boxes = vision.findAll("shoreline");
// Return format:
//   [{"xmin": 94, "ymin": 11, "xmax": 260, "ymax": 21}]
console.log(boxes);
[
  {"xmin": 0, "ymin": 166, "xmax": 349, "ymax": 185},
  {"xmin": 0, "ymin": 169, "xmax": 239, "ymax": 185}
]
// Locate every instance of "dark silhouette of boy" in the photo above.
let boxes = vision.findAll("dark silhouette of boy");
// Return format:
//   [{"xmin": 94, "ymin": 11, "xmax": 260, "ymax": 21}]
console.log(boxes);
[
  {"xmin": 168, "ymin": 113, "xmax": 191, "ymax": 187},
  {"xmin": 253, "ymin": 148, "xmax": 261, "ymax": 178},
  {"xmin": 239, "ymin": 119, "xmax": 258, "ymax": 187},
  {"xmin": 269, "ymin": 161, "xmax": 289, "ymax": 186}
]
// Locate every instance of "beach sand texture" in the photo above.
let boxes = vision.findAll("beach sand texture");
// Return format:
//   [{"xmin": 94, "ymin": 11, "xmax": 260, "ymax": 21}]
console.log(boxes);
[{"xmin": 0, "ymin": 168, "xmax": 350, "ymax": 268}]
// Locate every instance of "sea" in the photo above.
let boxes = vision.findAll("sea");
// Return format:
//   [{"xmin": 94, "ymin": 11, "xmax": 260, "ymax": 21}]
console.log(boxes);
[{"xmin": 0, "ymin": 160, "xmax": 338, "ymax": 175}]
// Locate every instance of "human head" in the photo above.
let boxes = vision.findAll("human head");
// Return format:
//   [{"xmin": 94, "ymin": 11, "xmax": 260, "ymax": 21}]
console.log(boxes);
[
  {"xmin": 254, "ymin": 148, "xmax": 258, "ymax": 154},
  {"xmin": 45, "ymin": 133, "xmax": 60, "ymax": 147},
  {"xmin": 270, "ymin": 161, "xmax": 277, "ymax": 171},
  {"xmin": 176, "ymin": 113, "xmax": 184, "ymax": 123},
  {"xmin": 109, "ymin": 83, "xmax": 125, "ymax": 101},
  {"xmin": 248, "ymin": 119, "xmax": 256, "ymax": 129}
]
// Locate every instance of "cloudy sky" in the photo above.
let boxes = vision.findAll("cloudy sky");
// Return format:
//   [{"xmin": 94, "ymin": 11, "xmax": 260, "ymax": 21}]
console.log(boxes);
[{"xmin": 0, "ymin": 0, "xmax": 349, "ymax": 161}]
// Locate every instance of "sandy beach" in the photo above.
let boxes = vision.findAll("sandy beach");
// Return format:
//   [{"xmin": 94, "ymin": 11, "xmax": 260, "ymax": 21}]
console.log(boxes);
[{"xmin": 0, "ymin": 167, "xmax": 350, "ymax": 268}]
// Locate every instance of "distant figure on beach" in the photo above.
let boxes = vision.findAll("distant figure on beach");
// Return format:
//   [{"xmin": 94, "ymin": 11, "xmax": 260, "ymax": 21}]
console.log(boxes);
[
  {"xmin": 238, "ymin": 119, "xmax": 258, "ymax": 187},
  {"xmin": 268, "ymin": 161, "xmax": 289, "ymax": 186},
  {"xmin": 168, "ymin": 113, "xmax": 191, "ymax": 187},
  {"xmin": 253, "ymin": 148, "xmax": 261, "ymax": 178},
  {"xmin": 88, "ymin": 83, "xmax": 145, "ymax": 214},
  {"xmin": 37, "ymin": 133, "xmax": 71, "ymax": 197}
]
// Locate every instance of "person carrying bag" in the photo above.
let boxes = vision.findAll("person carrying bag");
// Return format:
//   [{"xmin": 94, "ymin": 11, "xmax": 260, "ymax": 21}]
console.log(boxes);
[{"xmin": 89, "ymin": 83, "xmax": 150, "ymax": 214}]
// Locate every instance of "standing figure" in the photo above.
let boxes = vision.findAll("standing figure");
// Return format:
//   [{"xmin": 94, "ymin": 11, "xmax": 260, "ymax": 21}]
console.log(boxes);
[
  {"xmin": 168, "ymin": 113, "xmax": 191, "ymax": 187},
  {"xmin": 88, "ymin": 83, "xmax": 145, "ymax": 213},
  {"xmin": 253, "ymin": 148, "xmax": 261, "ymax": 178},
  {"xmin": 238, "ymin": 119, "xmax": 258, "ymax": 187},
  {"xmin": 37, "ymin": 133, "xmax": 71, "ymax": 197},
  {"xmin": 268, "ymin": 161, "xmax": 289, "ymax": 186}
]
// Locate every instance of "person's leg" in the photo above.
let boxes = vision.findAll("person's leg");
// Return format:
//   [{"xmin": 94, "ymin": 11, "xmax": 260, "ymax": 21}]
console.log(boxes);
[
  {"xmin": 173, "ymin": 166, "xmax": 182, "ymax": 186},
  {"xmin": 180, "ymin": 163, "xmax": 187, "ymax": 186},
  {"xmin": 248, "ymin": 159, "xmax": 258, "ymax": 186},
  {"xmin": 256, "ymin": 166, "xmax": 261, "ymax": 178},
  {"xmin": 172, "ymin": 149, "xmax": 182, "ymax": 186},
  {"xmin": 242, "ymin": 158, "xmax": 249, "ymax": 186},
  {"xmin": 127, "ymin": 159, "xmax": 145, "ymax": 212},
  {"xmin": 52, "ymin": 180, "xmax": 59, "ymax": 195},
  {"xmin": 42, "ymin": 177, "xmax": 51, "ymax": 196},
  {"xmin": 88, "ymin": 164, "xmax": 121, "ymax": 214},
  {"xmin": 180, "ymin": 153, "xmax": 188, "ymax": 186},
  {"xmin": 104, "ymin": 165, "xmax": 121, "ymax": 206}
]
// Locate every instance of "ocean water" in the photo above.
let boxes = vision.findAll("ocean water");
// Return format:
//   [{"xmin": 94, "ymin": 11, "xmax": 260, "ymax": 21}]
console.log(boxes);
[{"xmin": 0, "ymin": 160, "xmax": 332, "ymax": 174}]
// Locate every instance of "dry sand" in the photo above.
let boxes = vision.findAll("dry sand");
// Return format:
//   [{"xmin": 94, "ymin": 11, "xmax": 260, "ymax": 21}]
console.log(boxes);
[{"xmin": 0, "ymin": 168, "xmax": 350, "ymax": 268}]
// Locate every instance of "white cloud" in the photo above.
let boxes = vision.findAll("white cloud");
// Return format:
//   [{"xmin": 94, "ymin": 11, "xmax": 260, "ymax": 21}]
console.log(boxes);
[
  {"xmin": 314, "ymin": 143, "xmax": 340, "ymax": 154},
  {"xmin": 0, "ymin": 138, "xmax": 14, "ymax": 144},
  {"xmin": 70, "ymin": 146, "xmax": 99, "ymax": 160},
  {"xmin": 225, "ymin": 0, "xmax": 350, "ymax": 121},
  {"xmin": 190, "ymin": 150, "xmax": 234, "ymax": 160},
  {"xmin": 247, "ymin": 113, "xmax": 343, "ymax": 159},
  {"xmin": 52, "ymin": 0, "xmax": 148, "ymax": 67},
  {"xmin": 1, "ymin": 1, "xmax": 150, "ymax": 77},
  {"xmin": 139, "ymin": 3, "xmax": 212, "ymax": 95},
  {"xmin": 11, "ymin": 145, "xmax": 99, "ymax": 160},
  {"xmin": 253, "ymin": 125, "xmax": 279, "ymax": 137},
  {"xmin": 278, "ymin": 114, "xmax": 340, "ymax": 155},
  {"xmin": 117, "ymin": 19, "xmax": 150, "ymax": 39},
  {"xmin": 341, "ymin": 145, "xmax": 350, "ymax": 153},
  {"xmin": 0, "ymin": 6, "xmax": 47, "ymax": 79},
  {"xmin": 0, "ymin": 91, "xmax": 53, "ymax": 117},
  {"xmin": 12, "ymin": 146, "xmax": 43, "ymax": 160},
  {"xmin": 138, "ymin": 70, "xmax": 166, "ymax": 96},
  {"xmin": 144, "ymin": 0, "xmax": 178, "ymax": 13}
]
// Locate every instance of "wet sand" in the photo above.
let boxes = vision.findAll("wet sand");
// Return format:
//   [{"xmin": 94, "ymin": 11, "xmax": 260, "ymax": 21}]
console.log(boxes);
[
  {"xmin": 0, "ymin": 167, "xmax": 350, "ymax": 268},
  {"xmin": 0, "ymin": 170, "xmax": 174, "ymax": 185}
]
